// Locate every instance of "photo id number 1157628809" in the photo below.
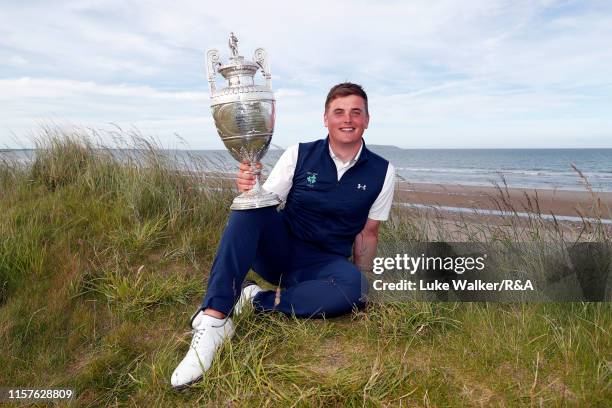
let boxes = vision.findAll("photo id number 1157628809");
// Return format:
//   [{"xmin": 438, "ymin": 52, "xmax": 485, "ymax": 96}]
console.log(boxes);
[{"xmin": 0, "ymin": 388, "xmax": 75, "ymax": 401}]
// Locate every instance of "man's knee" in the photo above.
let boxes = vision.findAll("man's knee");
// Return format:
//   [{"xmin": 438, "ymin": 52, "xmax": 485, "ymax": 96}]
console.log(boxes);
[
  {"xmin": 228, "ymin": 206, "xmax": 274, "ymax": 222},
  {"xmin": 333, "ymin": 270, "xmax": 368, "ymax": 310},
  {"xmin": 227, "ymin": 206, "xmax": 277, "ymax": 231}
]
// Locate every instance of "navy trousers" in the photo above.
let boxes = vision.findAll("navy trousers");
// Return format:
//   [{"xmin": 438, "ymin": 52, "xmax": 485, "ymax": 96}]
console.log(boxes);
[{"xmin": 200, "ymin": 207, "xmax": 367, "ymax": 318}]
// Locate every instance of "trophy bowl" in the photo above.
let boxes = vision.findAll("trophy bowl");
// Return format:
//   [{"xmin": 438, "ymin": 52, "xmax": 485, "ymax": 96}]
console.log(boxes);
[{"xmin": 206, "ymin": 34, "xmax": 281, "ymax": 210}]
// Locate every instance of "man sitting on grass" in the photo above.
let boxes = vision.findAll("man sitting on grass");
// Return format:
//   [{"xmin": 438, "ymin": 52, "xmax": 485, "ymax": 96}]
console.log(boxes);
[{"xmin": 171, "ymin": 82, "xmax": 395, "ymax": 389}]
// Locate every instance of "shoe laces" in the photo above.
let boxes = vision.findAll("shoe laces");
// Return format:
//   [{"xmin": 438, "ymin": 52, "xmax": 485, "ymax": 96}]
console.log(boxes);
[{"xmin": 190, "ymin": 327, "xmax": 207, "ymax": 348}]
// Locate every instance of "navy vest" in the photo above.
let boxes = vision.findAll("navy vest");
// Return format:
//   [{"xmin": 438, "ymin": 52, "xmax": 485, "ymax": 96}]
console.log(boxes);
[{"xmin": 282, "ymin": 137, "xmax": 389, "ymax": 257}]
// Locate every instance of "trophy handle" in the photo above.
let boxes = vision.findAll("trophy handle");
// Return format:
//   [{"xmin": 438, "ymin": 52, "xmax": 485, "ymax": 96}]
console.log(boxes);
[
  {"xmin": 253, "ymin": 48, "xmax": 272, "ymax": 90},
  {"xmin": 206, "ymin": 49, "xmax": 221, "ymax": 96}
]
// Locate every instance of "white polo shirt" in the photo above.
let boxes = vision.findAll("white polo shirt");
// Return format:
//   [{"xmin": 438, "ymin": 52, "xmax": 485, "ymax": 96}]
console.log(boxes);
[{"xmin": 263, "ymin": 142, "xmax": 396, "ymax": 221}]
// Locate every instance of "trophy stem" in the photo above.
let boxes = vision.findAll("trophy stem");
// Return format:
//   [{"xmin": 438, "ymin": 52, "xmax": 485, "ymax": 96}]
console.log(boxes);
[
  {"xmin": 230, "ymin": 162, "xmax": 281, "ymax": 210},
  {"xmin": 250, "ymin": 162, "xmax": 262, "ymax": 194}
]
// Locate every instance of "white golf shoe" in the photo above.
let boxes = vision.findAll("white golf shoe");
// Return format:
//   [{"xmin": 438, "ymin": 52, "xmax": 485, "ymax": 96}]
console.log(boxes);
[
  {"xmin": 171, "ymin": 311, "xmax": 234, "ymax": 389},
  {"xmin": 234, "ymin": 280, "xmax": 262, "ymax": 316}
]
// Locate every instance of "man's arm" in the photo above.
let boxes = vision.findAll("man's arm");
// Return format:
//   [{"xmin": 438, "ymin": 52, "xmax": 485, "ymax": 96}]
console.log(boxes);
[
  {"xmin": 355, "ymin": 163, "xmax": 395, "ymax": 271},
  {"xmin": 353, "ymin": 218, "xmax": 381, "ymax": 272}
]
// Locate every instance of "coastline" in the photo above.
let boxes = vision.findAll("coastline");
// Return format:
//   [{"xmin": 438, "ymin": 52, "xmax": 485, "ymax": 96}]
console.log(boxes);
[{"xmin": 199, "ymin": 172, "xmax": 612, "ymax": 221}]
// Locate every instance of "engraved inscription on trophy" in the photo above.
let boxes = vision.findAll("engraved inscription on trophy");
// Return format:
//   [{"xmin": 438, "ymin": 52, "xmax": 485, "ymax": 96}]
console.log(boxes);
[{"xmin": 206, "ymin": 33, "xmax": 280, "ymax": 210}]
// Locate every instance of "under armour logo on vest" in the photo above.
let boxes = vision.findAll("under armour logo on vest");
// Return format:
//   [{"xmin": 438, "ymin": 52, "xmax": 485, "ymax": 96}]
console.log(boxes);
[{"xmin": 357, "ymin": 184, "xmax": 367, "ymax": 190}]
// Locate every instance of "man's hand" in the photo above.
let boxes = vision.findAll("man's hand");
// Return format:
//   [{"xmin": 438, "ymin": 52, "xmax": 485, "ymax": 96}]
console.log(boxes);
[{"xmin": 236, "ymin": 161, "xmax": 262, "ymax": 192}]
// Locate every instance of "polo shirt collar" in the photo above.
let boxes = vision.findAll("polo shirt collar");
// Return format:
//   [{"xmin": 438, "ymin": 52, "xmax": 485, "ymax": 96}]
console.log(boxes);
[{"xmin": 326, "ymin": 136, "xmax": 368, "ymax": 165}]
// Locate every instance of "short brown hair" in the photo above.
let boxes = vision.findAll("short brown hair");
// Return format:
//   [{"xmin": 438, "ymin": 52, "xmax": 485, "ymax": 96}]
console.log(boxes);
[{"xmin": 324, "ymin": 82, "xmax": 368, "ymax": 114}]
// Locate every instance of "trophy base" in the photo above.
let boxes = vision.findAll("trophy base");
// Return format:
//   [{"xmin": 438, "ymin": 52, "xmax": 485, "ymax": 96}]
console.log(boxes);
[{"xmin": 230, "ymin": 189, "xmax": 281, "ymax": 210}]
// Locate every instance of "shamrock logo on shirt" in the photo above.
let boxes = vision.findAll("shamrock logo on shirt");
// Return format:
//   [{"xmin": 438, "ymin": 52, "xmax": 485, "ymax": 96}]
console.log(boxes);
[{"xmin": 306, "ymin": 172, "xmax": 317, "ymax": 186}]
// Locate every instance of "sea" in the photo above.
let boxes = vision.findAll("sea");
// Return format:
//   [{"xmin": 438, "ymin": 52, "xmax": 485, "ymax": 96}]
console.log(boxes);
[{"xmin": 2, "ymin": 147, "xmax": 612, "ymax": 192}]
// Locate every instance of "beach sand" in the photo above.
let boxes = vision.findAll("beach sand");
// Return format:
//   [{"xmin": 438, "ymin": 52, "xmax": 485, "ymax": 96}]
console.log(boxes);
[
  {"xmin": 397, "ymin": 182, "xmax": 612, "ymax": 219},
  {"xmin": 393, "ymin": 182, "xmax": 612, "ymax": 240}
]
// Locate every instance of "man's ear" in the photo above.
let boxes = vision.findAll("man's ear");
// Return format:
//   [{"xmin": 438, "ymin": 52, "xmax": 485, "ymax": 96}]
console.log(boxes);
[
  {"xmin": 323, "ymin": 111, "xmax": 329, "ymax": 128},
  {"xmin": 365, "ymin": 112, "xmax": 370, "ymax": 129}
]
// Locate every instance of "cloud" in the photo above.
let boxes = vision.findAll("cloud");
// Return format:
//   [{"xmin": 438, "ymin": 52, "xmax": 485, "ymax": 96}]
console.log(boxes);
[
  {"xmin": 0, "ymin": 77, "xmax": 207, "ymax": 100},
  {"xmin": 1, "ymin": 0, "xmax": 611, "ymax": 148}
]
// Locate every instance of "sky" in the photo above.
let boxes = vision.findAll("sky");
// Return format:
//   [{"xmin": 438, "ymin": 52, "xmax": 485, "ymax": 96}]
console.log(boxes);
[{"xmin": 1, "ymin": 0, "xmax": 611, "ymax": 149}]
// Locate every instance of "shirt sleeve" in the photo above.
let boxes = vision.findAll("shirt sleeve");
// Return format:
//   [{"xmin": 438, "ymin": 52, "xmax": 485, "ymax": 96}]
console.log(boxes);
[
  {"xmin": 262, "ymin": 144, "xmax": 299, "ymax": 202},
  {"xmin": 367, "ymin": 163, "xmax": 396, "ymax": 221}
]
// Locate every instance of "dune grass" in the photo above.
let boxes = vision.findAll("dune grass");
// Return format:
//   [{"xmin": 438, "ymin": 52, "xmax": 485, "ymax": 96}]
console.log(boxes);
[{"xmin": 0, "ymin": 127, "xmax": 610, "ymax": 407}]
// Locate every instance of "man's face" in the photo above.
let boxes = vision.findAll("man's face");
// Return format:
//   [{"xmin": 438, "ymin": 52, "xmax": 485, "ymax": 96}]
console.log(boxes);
[{"xmin": 324, "ymin": 95, "xmax": 369, "ymax": 146}]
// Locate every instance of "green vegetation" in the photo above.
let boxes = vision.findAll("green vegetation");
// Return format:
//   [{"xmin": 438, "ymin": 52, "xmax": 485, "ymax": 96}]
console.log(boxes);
[{"xmin": 0, "ymin": 128, "xmax": 610, "ymax": 407}]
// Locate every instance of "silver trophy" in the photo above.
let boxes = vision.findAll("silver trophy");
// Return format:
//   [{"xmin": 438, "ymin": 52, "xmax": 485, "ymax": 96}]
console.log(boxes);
[{"xmin": 206, "ymin": 33, "xmax": 281, "ymax": 210}]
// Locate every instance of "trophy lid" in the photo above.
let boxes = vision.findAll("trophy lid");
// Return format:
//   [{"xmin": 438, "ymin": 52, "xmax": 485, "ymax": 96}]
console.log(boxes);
[
  {"xmin": 206, "ymin": 33, "xmax": 274, "ymax": 102},
  {"xmin": 218, "ymin": 56, "xmax": 259, "ymax": 81}
]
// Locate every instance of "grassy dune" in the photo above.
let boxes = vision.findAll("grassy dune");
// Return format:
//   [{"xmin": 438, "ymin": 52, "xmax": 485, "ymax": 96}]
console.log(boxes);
[{"xmin": 0, "ymin": 128, "xmax": 610, "ymax": 407}]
